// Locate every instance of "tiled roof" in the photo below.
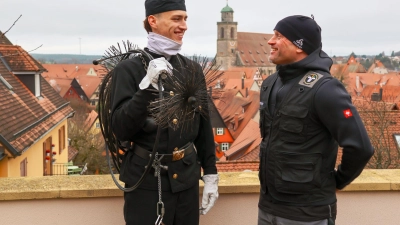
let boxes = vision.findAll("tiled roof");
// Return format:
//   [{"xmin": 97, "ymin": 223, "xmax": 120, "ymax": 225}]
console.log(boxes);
[
  {"xmin": 358, "ymin": 110, "xmax": 400, "ymax": 168},
  {"xmin": 216, "ymin": 160, "xmax": 259, "ymax": 172},
  {"xmin": 84, "ymin": 110, "xmax": 98, "ymax": 132},
  {"xmin": 237, "ymin": 144, "xmax": 260, "ymax": 161},
  {"xmin": 345, "ymin": 73, "xmax": 400, "ymax": 96},
  {"xmin": 224, "ymin": 120, "xmax": 261, "ymax": 160},
  {"xmin": 0, "ymin": 45, "xmax": 46, "ymax": 72},
  {"xmin": 330, "ymin": 61, "xmax": 366, "ymax": 79},
  {"xmin": 0, "ymin": 44, "xmax": 74, "ymax": 155},
  {"xmin": 0, "ymin": 31, "xmax": 13, "ymax": 45},
  {"xmin": 42, "ymin": 64, "xmax": 106, "ymax": 98},
  {"xmin": 236, "ymin": 32, "xmax": 274, "ymax": 67},
  {"xmin": 216, "ymin": 89, "xmax": 260, "ymax": 139},
  {"xmin": 367, "ymin": 60, "xmax": 386, "ymax": 73},
  {"xmin": 359, "ymin": 85, "xmax": 400, "ymax": 103},
  {"xmin": 68, "ymin": 145, "xmax": 78, "ymax": 162}
]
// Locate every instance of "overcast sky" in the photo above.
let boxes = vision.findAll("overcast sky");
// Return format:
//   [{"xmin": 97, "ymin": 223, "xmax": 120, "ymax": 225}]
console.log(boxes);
[{"xmin": 1, "ymin": 0, "xmax": 399, "ymax": 57}]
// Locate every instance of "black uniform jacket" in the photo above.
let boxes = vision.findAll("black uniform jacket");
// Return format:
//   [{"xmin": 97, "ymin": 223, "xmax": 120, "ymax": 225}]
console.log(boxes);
[
  {"xmin": 258, "ymin": 48, "xmax": 374, "ymax": 221},
  {"xmin": 110, "ymin": 49, "xmax": 217, "ymax": 193}
]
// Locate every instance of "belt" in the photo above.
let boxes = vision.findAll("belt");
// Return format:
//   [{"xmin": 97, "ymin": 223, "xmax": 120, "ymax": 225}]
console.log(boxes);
[{"xmin": 132, "ymin": 142, "xmax": 194, "ymax": 163}]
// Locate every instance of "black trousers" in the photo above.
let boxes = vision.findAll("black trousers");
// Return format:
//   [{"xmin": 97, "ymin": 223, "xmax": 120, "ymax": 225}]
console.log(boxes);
[{"xmin": 123, "ymin": 182, "xmax": 199, "ymax": 225}]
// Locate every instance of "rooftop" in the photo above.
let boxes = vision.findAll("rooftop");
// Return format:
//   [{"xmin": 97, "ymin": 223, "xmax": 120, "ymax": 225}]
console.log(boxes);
[{"xmin": 221, "ymin": 4, "xmax": 234, "ymax": 12}]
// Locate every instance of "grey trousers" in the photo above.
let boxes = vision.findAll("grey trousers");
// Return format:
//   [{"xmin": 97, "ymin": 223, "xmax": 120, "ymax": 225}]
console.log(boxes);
[{"xmin": 258, "ymin": 209, "xmax": 332, "ymax": 225}]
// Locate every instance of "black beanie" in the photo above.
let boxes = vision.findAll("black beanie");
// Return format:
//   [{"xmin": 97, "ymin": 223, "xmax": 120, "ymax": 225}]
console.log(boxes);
[
  {"xmin": 274, "ymin": 15, "xmax": 322, "ymax": 55},
  {"xmin": 145, "ymin": 0, "xmax": 186, "ymax": 17}
]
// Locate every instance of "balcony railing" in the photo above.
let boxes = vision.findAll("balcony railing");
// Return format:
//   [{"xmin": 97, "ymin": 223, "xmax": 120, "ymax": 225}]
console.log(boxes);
[{"xmin": 50, "ymin": 163, "xmax": 87, "ymax": 176}]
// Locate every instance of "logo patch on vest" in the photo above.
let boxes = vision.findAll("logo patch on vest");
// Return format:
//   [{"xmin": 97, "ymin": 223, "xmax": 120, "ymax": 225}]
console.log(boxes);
[{"xmin": 298, "ymin": 72, "xmax": 324, "ymax": 88}]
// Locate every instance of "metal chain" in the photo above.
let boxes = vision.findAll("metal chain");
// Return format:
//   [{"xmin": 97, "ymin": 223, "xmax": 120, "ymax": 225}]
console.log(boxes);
[
  {"xmin": 154, "ymin": 152, "xmax": 164, "ymax": 225},
  {"xmin": 139, "ymin": 54, "xmax": 148, "ymax": 72}
]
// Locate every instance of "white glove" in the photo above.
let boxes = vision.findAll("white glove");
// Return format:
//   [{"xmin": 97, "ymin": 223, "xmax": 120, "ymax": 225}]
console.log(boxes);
[
  {"xmin": 200, "ymin": 174, "xmax": 219, "ymax": 215},
  {"xmin": 139, "ymin": 57, "xmax": 173, "ymax": 90}
]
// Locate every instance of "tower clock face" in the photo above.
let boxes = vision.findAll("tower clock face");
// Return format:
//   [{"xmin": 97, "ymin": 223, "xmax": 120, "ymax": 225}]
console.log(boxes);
[{"xmin": 229, "ymin": 41, "xmax": 236, "ymax": 47}]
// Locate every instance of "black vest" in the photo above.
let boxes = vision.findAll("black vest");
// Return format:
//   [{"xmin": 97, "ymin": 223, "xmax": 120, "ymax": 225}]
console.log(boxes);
[{"xmin": 259, "ymin": 71, "xmax": 338, "ymax": 206}]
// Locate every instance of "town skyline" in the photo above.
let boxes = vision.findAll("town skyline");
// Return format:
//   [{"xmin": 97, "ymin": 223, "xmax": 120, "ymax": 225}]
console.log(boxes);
[{"xmin": 1, "ymin": 0, "xmax": 399, "ymax": 57}]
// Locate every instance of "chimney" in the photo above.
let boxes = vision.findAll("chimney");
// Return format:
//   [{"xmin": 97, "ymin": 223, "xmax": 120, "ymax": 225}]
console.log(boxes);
[
  {"xmin": 379, "ymin": 87, "xmax": 383, "ymax": 101},
  {"xmin": 241, "ymin": 76, "xmax": 245, "ymax": 89},
  {"xmin": 246, "ymin": 88, "xmax": 248, "ymax": 97},
  {"xmin": 371, "ymin": 93, "xmax": 380, "ymax": 101},
  {"xmin": 234, "ymin": 113, "xmax": 239, "ymax": 131},
  {"xmin": 356, "ymin": 75, "xmax": 359, "ymax": 90},
  {"xmin": 75, "ymin": 66, "xmax": 79, "ymax": 71}
]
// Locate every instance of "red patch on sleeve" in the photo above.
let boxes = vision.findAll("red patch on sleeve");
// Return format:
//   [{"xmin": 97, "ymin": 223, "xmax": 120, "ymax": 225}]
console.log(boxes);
[{"xmin": 343, "ymin": 109, "xmax": 353, "ymax": 118}]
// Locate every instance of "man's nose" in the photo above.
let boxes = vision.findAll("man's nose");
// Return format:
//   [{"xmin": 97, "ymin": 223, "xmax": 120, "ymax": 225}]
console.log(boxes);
[
  {"xmin": 179, "ymin": 20, "xmax": 187, "ymax": 31},
  {"xmin": 267, "ymin": 37, "xmax": 275, "ymax": 45}
]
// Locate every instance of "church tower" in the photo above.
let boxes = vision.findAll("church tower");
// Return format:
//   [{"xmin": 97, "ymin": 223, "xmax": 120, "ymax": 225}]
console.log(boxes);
[{"xmin": 216, "ymin": 3, "xmax": 238, "ymax": 70}]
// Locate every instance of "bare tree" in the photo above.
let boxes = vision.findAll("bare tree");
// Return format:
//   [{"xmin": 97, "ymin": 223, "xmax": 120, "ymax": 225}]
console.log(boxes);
[
  {"xmin": 68, "ymin": 98, "xmax": 108, "ymax": 174},
  {"xmin": 355, "ymin": 97, "xmax": 400, "ymax": 169}
]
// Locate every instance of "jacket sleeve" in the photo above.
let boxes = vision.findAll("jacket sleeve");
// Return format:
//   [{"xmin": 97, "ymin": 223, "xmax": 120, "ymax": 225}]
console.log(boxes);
[
  {"xmin": 314, "ymin": 78, "xmax": 374, "ymax": 189},
  {"xmin": 110, "ymin": 59, "xmax": 156, "ymax": 141},
  {"xmin": 192, "ymin": 64, "xmax": 217, "ymax": 175}
]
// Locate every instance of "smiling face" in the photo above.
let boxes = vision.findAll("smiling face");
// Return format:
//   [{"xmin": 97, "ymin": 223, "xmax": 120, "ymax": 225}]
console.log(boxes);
[
  {"xmin": 148, "ymin": 10, "xmax": 188, "ymax": 44},
  {"xmin": 268, "ymin": 30, "xmax": 307, "ymax": 65}
]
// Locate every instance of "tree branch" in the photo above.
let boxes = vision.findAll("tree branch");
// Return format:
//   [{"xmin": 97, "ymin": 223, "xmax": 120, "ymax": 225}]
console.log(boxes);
[{"xmin": 1, "ymin": 15, "xmax": 22, "ymax": 37}]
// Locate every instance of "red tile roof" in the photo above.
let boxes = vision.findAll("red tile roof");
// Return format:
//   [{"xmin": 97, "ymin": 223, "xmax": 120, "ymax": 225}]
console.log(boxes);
[
  {"xmin": 367, "ymin": 60, "xmax": 386, "ymax": 73},
  {"xmin": 84, "ymin": 110, "xmax": 98, "ymax": 132},
  {"xmin": 42, "ymin": 64, "xmax": 106, "ymax": 98},
  {"xmin": 216, "ymin": 89, "xmax": 260, "ymax": 139},
  {"xmin": 0, "ymin": 45, "xmax": 46, "ymax": 72},
  {"xmin": 345, "ymin": 73, "xmax": 400, "ymax": 96},
  {"xmin": 68, "ymin": 145, "xmax": 78, "ymax": 162},
  {"xmin": 216, "ymin": 160, "xmax": 259, "ymax": 172},
  {"xmin": 236, "ymin": 32, "xmax": 274, "ymax": 67},
  {"xmin": 0, "ymin": 43, "xmax": 74, "ymax": 155},
  {"xmin": 0, "ymin": 31, "xmax": 13, "ymax": 45},
  {"xmin": 224, "ymin": 120, "xmax": 261, "ymax": 160}
]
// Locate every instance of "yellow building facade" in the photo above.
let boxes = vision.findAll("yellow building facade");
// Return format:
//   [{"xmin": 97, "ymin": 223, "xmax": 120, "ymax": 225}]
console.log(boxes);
[{"xmin": 0, "ymin": 120, "xmax": 70, "ymax": 177}]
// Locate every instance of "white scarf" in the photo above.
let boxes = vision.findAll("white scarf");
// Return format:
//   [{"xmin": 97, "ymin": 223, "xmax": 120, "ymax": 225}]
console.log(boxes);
[{"xmin": 147, "ymin": 32, "xmax": 182, "ymax": 60}]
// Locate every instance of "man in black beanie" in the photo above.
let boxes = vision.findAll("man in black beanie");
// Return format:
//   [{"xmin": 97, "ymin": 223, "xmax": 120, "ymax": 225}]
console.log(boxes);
[
  {"xmin": 110, "ymin": 0, "xmax": 219, "ymax": 224},
  {"xmin": 258, "ymin": 15, "xmax": 374, "ymax": 225}
]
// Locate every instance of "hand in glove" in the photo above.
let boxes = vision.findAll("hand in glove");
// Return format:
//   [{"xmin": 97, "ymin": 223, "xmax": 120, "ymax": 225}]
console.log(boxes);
[
  {"xmin": 139, "ymin": 57, "xmax": 173, "ymax": 90},
  {"xmin": 200, "ymin": 174, "xmax": 219, "ymax": 215}
]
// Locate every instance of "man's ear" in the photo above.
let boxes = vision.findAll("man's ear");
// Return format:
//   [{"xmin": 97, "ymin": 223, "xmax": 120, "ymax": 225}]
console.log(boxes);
[
  {"xmin": 148, "ymin": 15, "xmax": 158, "ymax": 29},
  {"xmin": 296, "ymin": 48, "xmax": 304, "ymax": 54}
]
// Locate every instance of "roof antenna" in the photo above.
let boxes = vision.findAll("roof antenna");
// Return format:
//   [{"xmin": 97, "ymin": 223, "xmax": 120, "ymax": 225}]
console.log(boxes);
[{"xmin": 311, "ymin": 14, "xmax": 314, "ymax": 20}]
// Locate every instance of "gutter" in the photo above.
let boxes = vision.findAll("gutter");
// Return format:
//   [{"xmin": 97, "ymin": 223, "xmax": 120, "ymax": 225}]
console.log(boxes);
[{"xmin": 0, "ymin": 134, "xmax": 20, "ymax": 157}]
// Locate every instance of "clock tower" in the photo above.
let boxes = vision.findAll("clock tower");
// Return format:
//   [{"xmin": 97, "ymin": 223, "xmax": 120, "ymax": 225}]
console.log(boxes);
[{"xmin": 216, "ymin": 2, "xmax": 238, "ymax": 70}]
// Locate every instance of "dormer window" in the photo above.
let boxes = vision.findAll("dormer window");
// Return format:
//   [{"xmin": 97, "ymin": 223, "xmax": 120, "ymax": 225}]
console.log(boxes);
[{"xmin": 14, "ymin": 72, "xmax": 41, "ymax": 98}]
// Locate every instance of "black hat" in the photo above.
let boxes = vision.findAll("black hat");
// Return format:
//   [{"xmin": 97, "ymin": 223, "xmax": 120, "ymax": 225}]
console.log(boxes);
[
  {"xmin": 274, "ymin": 15, "xmax": 322, "ymax": 55},
  {"xmin": 145, "ymin": 0, "xmax": 186, "ymax": 17}
]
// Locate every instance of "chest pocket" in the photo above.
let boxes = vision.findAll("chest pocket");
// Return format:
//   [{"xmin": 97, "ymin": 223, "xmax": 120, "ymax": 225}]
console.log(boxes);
[{"xmin": 278, "ymin": 105, "xmax": 308, "ymax": 143}]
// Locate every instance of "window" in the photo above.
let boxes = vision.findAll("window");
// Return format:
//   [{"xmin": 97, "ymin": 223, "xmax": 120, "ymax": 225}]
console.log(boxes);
[
  {"xmin": 216, "ymin": 128, "xmax": 224, "ymax": 135},
  {"xmin": 91, "ymin": 100, "xmax": 96, "ymax": 105},
  {"xmin": 58, "ymin": 126, "xmax": 66, "ymax": 154},
  {"xmin": 230, "ymin": 27, "xmax": 234, "ymax": 39},
  {"xmin": 20, "ymin": 158, "xmax": 27, "ymax": 177},
  {"xmin": 34, "ymin": 74, "xmax": 41, "ymax": 97},
  {"xmin": 221, "ymin": 143, "xmax": 229, "ymax": 151},
  {"xmin": 96, "ymin": 122, "xmax": 100, "ymax": 128},
  {"xmin": 221, "ymin": 27, "xmax": 225, "ymax": 39},
  {"xmin": 395, "ymin": 134, "xmax": 400, "ymax": 149}
]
